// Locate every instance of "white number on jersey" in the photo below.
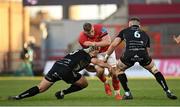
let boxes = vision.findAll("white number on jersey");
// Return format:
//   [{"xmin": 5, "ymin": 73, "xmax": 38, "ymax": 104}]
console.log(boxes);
[{"xmin": 134, "ymin": 31, "xmax": 141, "ymax": 38}]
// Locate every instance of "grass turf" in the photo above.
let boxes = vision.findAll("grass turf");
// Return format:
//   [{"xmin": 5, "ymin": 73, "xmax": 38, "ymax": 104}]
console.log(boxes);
[{"xmin": 0, "ymin": 77, "xmax": 179, "ymax": 106}]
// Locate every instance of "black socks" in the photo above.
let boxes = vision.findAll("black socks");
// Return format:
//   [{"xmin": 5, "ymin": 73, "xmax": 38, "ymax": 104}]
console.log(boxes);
[
  {"xmin": 63, "ymin": 84, "xmax": 83, "ymax": 95},
  {"xmin": 17, "ymin": 86, "xmax": 40, "ymax": 99},
  {"xmin": 118, "ymin": 73, "xmax": 130, "ymax": 92},
  {"xmin": 154, "ymin": 72, "xmax": 169, "ymax": 91}
]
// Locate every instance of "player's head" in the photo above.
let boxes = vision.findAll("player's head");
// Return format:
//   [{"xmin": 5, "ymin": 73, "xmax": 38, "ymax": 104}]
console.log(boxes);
[
  {"xmin": 83, "ymin": 23, "xmax": 95, "ymax": 38},
  {"xmin": 128, "ymin": 17, "xmax": 140, "ymax": 27},
  {"xmin": 84, "ymin": 46, "xmax": 100, "ymax": 57}
]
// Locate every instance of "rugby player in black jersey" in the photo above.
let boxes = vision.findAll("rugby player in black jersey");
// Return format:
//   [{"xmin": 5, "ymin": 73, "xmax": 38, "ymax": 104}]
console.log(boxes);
[
  {"xmin": 8, "ymin": 46, "xmax": 112, "ymax": 100},
  {"xmin": 104, "ymin": 17, "xmax": 177, "ymax": 100}
]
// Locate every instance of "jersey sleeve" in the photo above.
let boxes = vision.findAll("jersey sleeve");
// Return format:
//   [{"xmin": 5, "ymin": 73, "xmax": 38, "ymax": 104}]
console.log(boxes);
[
  {"xmin": 117, "ymin": 30, "xmax": 125, "ymax": 40},
  {"xmin": 144, "ymin": 32, "xmax": 150, "ymax": 48},
  {"xmin": 100, "ymin": 27, "xmax": 108, "ymax": 38},
  {"xmin": 95, "ymin": 24, "xmax": 108, "ymax": 38},
  {"xmin": 78, "ymin": 32, "xmax": 88, "ymax": 48},
  {"xmin": 146, "ymin": 35, "xmax": 150, "ymax": 48}
]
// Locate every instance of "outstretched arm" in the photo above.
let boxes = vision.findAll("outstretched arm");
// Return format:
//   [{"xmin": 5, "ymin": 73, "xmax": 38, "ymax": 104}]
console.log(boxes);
[
  {"xmin": 83, "ymin": 35, "xmax": 111, "ymax": 47},
  {"xmin": 105, "ymin": 37, "xmax": 122, "ymax": 61}
]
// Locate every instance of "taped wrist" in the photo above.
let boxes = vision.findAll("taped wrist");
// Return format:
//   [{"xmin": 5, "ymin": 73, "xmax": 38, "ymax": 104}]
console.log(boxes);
[{"xmin": 104, "ymin": 54, "xmax": 109, "ymax": 61}]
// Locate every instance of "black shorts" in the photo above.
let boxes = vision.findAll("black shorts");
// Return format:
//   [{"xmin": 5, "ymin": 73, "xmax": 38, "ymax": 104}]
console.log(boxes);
[
  {"xmin": 45, "ymin": 62, "xmax": 82, "ymax": 84},
  {"xmin": 120, "ymin": 51, "xmax": 152, "ymax": 67}
]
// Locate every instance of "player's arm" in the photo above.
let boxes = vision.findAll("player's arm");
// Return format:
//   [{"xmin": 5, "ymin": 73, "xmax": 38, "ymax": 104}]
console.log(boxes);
[
  {"xmin": 82, "ymin": 35, "xmax": 111, "ymax": 47},
  {"xmin": 105, "ymin": 37, "xmax": 122, "ymax": 61},
  {"xmin": 91, "ymin": 58, "xmax": 112, "ymax": 70},
  {"xmin": 78, "ymin": 33, "xmax": 89, "ymax": 48},
  {"xmin": 146, "ymin": 34, "xmax": 151, "ymax": 54},
  {"xmin": 93, "ymin": 35, "xmax": 111, "ymax": 47},
  {"xmin": 83, "ymin": 35, "xmax": 111, "ymax": 47}
]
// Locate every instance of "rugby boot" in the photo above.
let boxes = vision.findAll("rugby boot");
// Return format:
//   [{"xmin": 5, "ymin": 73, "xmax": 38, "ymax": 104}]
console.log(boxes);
[
  {"xmin": 115, "ymin": 93, "xmax": 122, "ymax": 100},
  {"xmin": 55, "ymin": 91, "xmax": 64, "ymax": 99},
  {"xmin": 166, "ymin": 90, "xmax": 177, "ymax": 100},
  {"xmin": 8, "ymin": 96, "xmax": 20, "ymax": 100},
  {"xmin": 122, "ymin": 91, "xmax": 133, "ymax": 100}
]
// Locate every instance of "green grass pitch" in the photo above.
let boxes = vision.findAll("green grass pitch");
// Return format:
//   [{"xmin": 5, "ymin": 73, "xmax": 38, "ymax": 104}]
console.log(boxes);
[{"xmin": 0, "ymin": 77, "xmax": 180, "ymax": 106}]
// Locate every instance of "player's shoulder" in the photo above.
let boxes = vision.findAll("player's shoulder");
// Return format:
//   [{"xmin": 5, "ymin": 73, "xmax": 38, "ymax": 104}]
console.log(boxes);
[
  {"xmin": 119, "ymin": 27, "xmax": 128, "ymax": 34},
  {"xmin": 79, "ymin": 31, "xmax": 85, "ymax": 36},
  {"xmin": 140, "ymin": 29, "xmax": 149, "ymax": 36},
  {"xmin": 79, "ymin": 32, "xmax": 87, "ymax": 38},
  {"xmin": 93, "ymin": 24, "xmax": 103, "ymax": 29},
  {"xmin": 94, "ymin": 23, "xmax": 102, "ymax": 27}
]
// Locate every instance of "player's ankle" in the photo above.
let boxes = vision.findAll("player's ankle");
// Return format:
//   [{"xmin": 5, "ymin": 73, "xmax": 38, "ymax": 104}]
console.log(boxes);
[
  {"xmin": 124, "ymin": 91, "xmax": 131, "ymax": 96},
  {"xmin": 104, "ymin": 80, "xmax": 109, "ymax": 84},
  {"xmin": 114, "ymin": 90, "xmax": 120, "ymax": 95}
]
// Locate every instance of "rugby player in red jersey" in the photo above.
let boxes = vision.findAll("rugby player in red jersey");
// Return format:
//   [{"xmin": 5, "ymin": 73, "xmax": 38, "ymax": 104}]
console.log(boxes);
[{"xmin": 78, "ymin": 23, "xmax": 121, "ymax": 100}]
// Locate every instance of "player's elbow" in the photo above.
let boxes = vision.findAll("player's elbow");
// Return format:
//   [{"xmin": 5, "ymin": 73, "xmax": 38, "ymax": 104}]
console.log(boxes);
[
  {"xmin": 111, "ymin": 43, "xmax": 117, "ymax": 49},
  {"xmin": 106, "ymin": 40, "xmax": 111, "ymax": 45}
]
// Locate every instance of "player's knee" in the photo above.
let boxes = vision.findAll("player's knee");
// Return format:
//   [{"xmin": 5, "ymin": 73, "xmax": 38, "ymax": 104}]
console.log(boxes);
[
  {"xmin": 37, "ymin": 85, "xmax": 47, "ymax": 93},
  {"xmin": 147, "ymin": 65, "xmax": 159, "ymax": 74},
  {"xmin": 81, "ymin": 78, "xmax": 88, "ymax": 88},
  {"xmin": 82, "ymin": 81, "xmax": 88, "ymax": 88},
  {"xmin": 110, "ymin": 67, "xmax": 118, "ymax": 77},
  {"xmin": 75, "ymin": 77, "xmax": 88, "ymax": 88},
  {"xmin": 95, "ymin": 65, "xmax": 104, "ymax": 76}
]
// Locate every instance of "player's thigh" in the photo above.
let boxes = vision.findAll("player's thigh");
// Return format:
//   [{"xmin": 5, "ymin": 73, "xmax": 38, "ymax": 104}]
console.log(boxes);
[
  {"xmin": 74, "ymin": 76, "xmax": 88, "ymax": 88},
  {"xmin": 38, "ymin": 77, "xmax": 54, "ymax": 92},
  {"xmin": 116, "ymin": 59, "xmax": 129, "ymax": 75},
  {"xmin": 85, "ymin": 65, "xmax": 96, "ymax": 72},
  {"xmin": 107, "ymin": 51, "xmax": 117, "ymax": 67},
  {"xmin": 97, "ymin": 51, "xmax": 117, "ymax": 67}
]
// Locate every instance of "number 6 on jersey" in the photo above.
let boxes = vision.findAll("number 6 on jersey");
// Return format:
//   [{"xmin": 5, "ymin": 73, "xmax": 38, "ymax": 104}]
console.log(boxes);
[{"xmin": 134, "ymin": 31, "xmax": 141, "ymax": 38}]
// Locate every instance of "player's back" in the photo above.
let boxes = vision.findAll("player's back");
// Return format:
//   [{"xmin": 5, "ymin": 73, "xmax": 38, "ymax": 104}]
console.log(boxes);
[
  {"xmin": 118, "ymin": 25, "xmax": 151, "ymax": 65},
  {"xmin": 56, "ymin": 49, "xmax": 91, "ymax": 72},
  {"xmin": 121, "ymin": 25, "xmax": 150, "ymax": 53}
]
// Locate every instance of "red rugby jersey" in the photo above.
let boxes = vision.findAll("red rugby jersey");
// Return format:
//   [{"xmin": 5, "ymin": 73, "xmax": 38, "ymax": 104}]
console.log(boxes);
[{"xmin": 78, "ymin": 24, "xmax": 109, "ymax": 53}]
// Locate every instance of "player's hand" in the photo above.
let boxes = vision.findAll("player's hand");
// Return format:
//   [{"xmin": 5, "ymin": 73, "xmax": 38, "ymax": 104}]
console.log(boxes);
[
  {"xmin": 88, "ymin": 42, "xmax": 96, "ymax": 46},
  {"xmin": 173, "ymin": 35, "xmax": 180, "ymax": 44},
  {"xmin": 104, "ymin": 54, "xmax": 109, "ymax": 63}
]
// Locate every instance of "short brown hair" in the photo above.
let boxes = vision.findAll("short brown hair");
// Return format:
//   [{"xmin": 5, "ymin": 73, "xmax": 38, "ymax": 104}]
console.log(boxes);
[
  {"xmin": 129, "ymin": 17, "xmax": 140, "ymax": 22},
  {"xmin": 83, "ymin": 23, "xmax": 92, "ymax": 32}
]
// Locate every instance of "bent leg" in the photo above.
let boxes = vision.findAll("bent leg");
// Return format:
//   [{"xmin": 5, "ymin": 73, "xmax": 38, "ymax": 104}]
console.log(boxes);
[
  {"xmin": 95, "ymin": 65, "xmax": 107, "ymax": 83},
  {"xmin": 116, "ymin": 59, "xmax": 130, "ymax": 92},
  {"xmin": 144, "ymin": 61, "xmax": 177, "ymax": 99},
  {"xmin": 95, "ymin": 65, "xmax": 113, "ymax": 96},
  {"xmin": 38, "ymin": 77, "xmax": 54, "ymax": 93},
  {"xmin": 144, "ymin": 61, "xmax": 169, "ymax": 91},
  {"xmin": 116, "ymin": 59, "xmax": 133, "ymax": 100},
  {"xmin": 62, "ymin": 76, "xmax": 88, "ymax": 95}
]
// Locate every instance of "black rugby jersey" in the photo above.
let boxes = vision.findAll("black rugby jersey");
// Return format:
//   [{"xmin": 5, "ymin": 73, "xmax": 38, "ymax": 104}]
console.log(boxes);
[
  {"xmin": 117, "ymin": 25, "xmax": 150, "ymax": 52},
  {"xmin": 56, "ymin": 49, "xmax": 92, "ymax": 73}
]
